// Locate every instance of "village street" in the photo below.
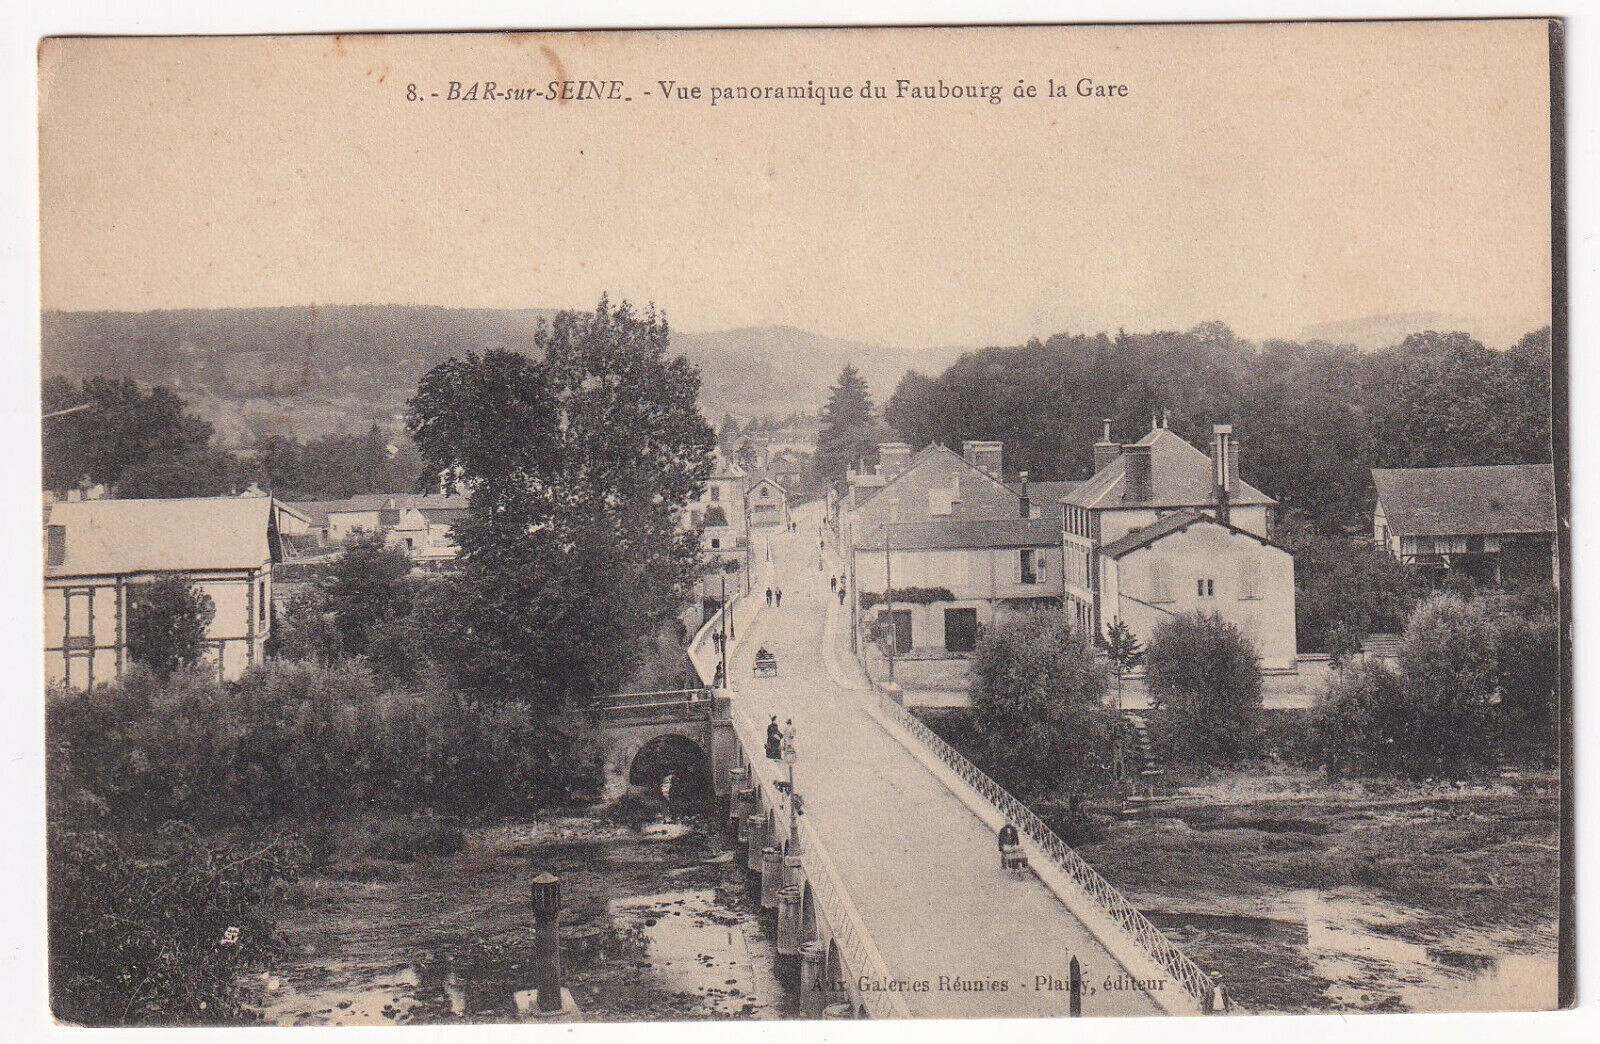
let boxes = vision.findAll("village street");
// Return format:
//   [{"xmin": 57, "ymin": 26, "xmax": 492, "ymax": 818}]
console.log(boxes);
[{"xmin": 726, "ymin": 503, "xmax": 1163, "ymax": 1018}]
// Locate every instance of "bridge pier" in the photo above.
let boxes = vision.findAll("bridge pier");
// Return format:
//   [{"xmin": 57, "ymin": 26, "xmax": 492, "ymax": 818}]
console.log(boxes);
[
  {"xmin": 798, "ymin": 942, "xmax": 828, "ymax": 1018},
  {"xmin": 760, "ymin": 848, "xmax": 781, "ymax": 910},
  {"xmin": 745, "ymin": 814, "xmax": 765, "ymax": 872},
  {"xmin": 710, "ymin": 689, "xmax": 739, "ymax": 796},
  {"xmin": 736, "ymin": 790, "xmax": 758, "ymax": 841},
  {"xmin": 727, "ymin": 769, "xmax": 749, "ymax": 833}
]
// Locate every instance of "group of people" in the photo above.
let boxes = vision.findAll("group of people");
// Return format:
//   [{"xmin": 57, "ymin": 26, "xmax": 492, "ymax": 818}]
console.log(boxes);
[
  {"xmin": 764, "ymin": 586, "xmax": 784, "ymax": 607},
  {"xmin": 765, "ymin": 714, "xmax": 796, "ymax": 760}
]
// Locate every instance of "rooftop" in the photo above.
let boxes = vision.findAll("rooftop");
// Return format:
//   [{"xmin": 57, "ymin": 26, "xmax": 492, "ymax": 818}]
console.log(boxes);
[
  {"xmin": 853, "ymin": 516, "xmax": 1063, "ymax": 551},
  {"xmin": 1064, "ymin": 427, "xmax": 1275, "ymax": 510},
  {"xmin": 45, "ymin": 496, "xmax": 275, "ymax": 577},
  {"xmin": 1372, "ymin": 464, "xmax": 1556, "ymax": 537}
]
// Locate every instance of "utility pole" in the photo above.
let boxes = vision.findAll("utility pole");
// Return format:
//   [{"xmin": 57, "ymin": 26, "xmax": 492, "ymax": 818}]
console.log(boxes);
[{"xmin": 883, "ymin": 498, "xmax": 898, "ymax": 682}]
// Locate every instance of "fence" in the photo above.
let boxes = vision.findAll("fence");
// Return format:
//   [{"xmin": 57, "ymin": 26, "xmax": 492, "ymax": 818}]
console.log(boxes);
[
  {"xmin": 875, "ymin": 692, "xmax": 1220, "ymax": 1010},
  {"xmin": 598, "ymin": 688, "xmax": 711, "ymax": 722},
  {"xmin": 732, "ymin": 707, "xmax": 911, "ymax": 1020}
]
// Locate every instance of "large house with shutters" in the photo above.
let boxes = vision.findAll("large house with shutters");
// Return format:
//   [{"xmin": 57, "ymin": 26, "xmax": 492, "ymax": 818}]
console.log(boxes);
[
  {"xmin": 843, "ymin": 440, "xmax": 1066, "ymax": 656},
  {"xmin": 1061, "ymin": 419, "xmax": 1298, "ymax": 671},
  {"xmin": 43, "ymin": 493, "xmax": 293, "ymax": 688}
]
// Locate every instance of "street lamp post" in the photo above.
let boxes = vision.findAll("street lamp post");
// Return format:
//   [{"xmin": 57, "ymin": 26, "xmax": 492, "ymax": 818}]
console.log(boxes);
[
  {"xmin": 719, "ymin": 572, "xmax": 729, "ymax": 684},
  {"xmin": 882, "ymin": 502, "xmax": 898, "ymax": 682}
]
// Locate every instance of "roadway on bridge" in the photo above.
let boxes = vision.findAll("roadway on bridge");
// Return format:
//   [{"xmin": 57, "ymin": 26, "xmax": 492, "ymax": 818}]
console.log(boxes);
[{"xmin": 731, "ymin": 505, "xmax": 1162, "ymax": 1018}]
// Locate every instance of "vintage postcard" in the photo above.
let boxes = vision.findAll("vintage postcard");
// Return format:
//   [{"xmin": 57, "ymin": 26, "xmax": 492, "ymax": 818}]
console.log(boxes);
[{"xmin": 37, "ymin": 19, "xmax": 1567, "ymax": 1025}]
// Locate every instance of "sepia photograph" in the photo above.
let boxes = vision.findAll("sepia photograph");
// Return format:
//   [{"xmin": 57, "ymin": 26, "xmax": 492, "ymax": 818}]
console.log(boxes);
[{"xmin": 26, "ymin": 12, "xmax": 1573, "ymax": 1030}]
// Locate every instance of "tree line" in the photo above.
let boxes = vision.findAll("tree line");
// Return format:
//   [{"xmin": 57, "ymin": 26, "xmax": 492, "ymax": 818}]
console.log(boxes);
[
  {"xmin": 43, "ymin": 375, "xmax": 424, "ymax": 500},
  {"xmin": 879, "ymin": 324, "xmax": 1552, "ymax": 533}
]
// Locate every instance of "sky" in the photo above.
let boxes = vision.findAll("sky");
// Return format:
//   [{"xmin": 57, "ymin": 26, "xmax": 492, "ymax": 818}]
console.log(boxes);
[{"xmin": 38, "ymin": 21, "xmax": 1554, "ymax": 350}]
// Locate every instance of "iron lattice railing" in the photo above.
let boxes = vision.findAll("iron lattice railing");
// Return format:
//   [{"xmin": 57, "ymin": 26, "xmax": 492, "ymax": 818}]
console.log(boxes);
[
  {"xmin": 876, "ymin": 692, "xmax": 1220, "ymax": 1010},
  {"xmin": 733, "ymin": 709, "xmax": 911, "ymax": 1019}
]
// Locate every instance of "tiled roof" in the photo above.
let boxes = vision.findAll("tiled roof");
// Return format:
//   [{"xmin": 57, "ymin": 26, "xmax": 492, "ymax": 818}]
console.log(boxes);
[
  {"xmin": 1096, "ymin": 509, "xmax": 1282, "ymax": 559},
  {"xmin": 44, "ymin": 496, "xmax": 274, "ymax": 577},
  {"xmin": 1006, "ymin": 479, "xmax": 1084, "ymax": 505},
  {"xmin": 1064, "ymin": 428, "xmax": 1275, "ymax": 509},
  {"xmin": 1372, "ymin": 465, "xmax": 1556, "ymax": 537},
  {"xmin": 287, "ymin": 493, "xmax": 466, "ymax": 527},
  {"xmin": 853, "ymin": 516, "xmax": 1062, "ymax": 551}
]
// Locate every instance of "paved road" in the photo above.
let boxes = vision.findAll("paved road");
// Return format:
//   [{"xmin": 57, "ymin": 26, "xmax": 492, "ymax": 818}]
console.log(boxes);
[{"xmin": 731, "ymin": 505, "xmax": 1162, "ymax": 1018}]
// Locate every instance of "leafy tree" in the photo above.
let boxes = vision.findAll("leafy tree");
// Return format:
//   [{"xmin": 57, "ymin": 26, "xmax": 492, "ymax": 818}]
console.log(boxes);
[
  {"xmin": 1309, "ymin": 659, "xmax": 1409, "ymax": 777},
  {"xmin": 242, "ymin": 426, "xmax": 426, "ymax": 500},
  {"xmin": 967, "ymin": 611, "xmax": 1116, "ymax": 794},
  {"xmin": 1492, "ymin": 610, "xmax": 1560, "ymax": 763},
  {"xmin": 42, "ymin": 376, "xmax": 222, "ymax": 494},
  {"xmin": 1145, "ymin": 611, "xmax": 1263, "ymax": 763},
  {"xmin": 323, "ymin": 530, "xmax": 416, "ymax": 654},
  {"xmin": 1394, "ymin": 593, "xmax": 1502, "ymax": 776},
  {"xmin": 116, "ymin": 447, "xmax": 242, "ymax": 499},
  {"xmin": 1274, "ymin": 510, "xmax": 1429, "ymax": 660},
  {"xmin": 125, "ymin": 574, "xmax": 215, "ymax": 679},
  {"xmin": 407, "ymin": 295, "xmax": 714, "ymax": 707},
  {"xmin": 813, "ymin": 364, "xmax": 883, "ymax": 485}
]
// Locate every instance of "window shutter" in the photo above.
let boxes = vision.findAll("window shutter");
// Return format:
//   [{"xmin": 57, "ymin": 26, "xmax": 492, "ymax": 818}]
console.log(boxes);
[
  {"xmin": 1150, "ymin": 558, "xmax": 1167, "ymax": 600},
  {"xmin": 1240, "ymin": 556, "xmax": 1260, "ymax": 599}
]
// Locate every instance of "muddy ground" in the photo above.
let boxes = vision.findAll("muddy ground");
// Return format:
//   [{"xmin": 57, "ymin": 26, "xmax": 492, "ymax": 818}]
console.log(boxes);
[
  {"xmin": 1076, "ymin": 768, "xmax": 1562, "ymax": 1014},
  {"xmin": 246, "ymin": 806, "xmax": 793, "ymax": 1024}
]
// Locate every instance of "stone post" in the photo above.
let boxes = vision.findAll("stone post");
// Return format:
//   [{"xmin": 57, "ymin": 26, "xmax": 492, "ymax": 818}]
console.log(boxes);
[
  {"xmin": 799, "ymin": 942, "xmax": 828, "ymax": 1018},
  {"xmin": 530, "ymin": 873, "xmax": 563, "ymax": 1013},
  {"xmin": 1069, "ymin": 955, "xmax": 1082, "ymax": 1017},
  {"xmin": 746, "ymin": 814, "xmax": 765, "ymax": 871},
  {"xmin": 783, "ymin": 853, "xmax": 804, "ymax": 890},
  {"xmin": 727, "ymin": 768, "xmax": 749, "ymax": 834},
  {"xmin": 760, "ymin": 847, "xmax": 781, "ymax": 909},
  {"xmin": 736, "ymin": 788, "xmax": 758, "ymax": 841}
]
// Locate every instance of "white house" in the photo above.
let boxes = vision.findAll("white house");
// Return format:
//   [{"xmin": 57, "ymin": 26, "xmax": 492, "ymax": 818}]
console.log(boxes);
[
  {"xmin": 1062, "ymin": 419, "xmax": 1298, "ymax": 671},
  {"xmin": 44, "ymin": 495, "xmax": 285, "ymax": 688}
]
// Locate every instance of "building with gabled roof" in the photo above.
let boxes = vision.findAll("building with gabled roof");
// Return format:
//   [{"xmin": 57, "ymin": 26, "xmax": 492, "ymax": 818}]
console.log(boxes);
[
  {"xmin": 44, "ymin": 494, "xmax": 288, "ymax": 688},
  {"xmin": 1063, "ymin": 418, "xmax": 1298, "ymax": 671},
  {"xmin": 1371, "ymin": 464, "xmax": 1557, "ymax": 585}
]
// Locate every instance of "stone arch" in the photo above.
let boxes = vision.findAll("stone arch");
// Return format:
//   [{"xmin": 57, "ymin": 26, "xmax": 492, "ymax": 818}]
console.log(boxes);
[
  {"xmin": 824, "ymin": 938, "xmax": 844, "ymax": 999},
  {"xmin": 627, "ymin": 732, "xmax": 712, "ymax": 802}
]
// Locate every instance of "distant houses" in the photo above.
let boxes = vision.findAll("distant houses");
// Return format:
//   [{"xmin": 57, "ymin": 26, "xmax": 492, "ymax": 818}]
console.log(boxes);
[
  {"xmin": 44, "ymin": 492, "xmax": 292, "ymax": 687},
  {"xmin": 838, "ymin": 422, "xmax": 1300, "ymax": 672},
  {"xmin": 1371, "ymin": 464, "xmax": 1557, "ymax": 586},
  {"xmin": 285, "ymin": 493, "xmax": 469, "ymax": 563}
]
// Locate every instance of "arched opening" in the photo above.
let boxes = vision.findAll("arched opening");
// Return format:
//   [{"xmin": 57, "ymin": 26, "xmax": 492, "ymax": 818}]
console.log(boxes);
[
  {"xmin": 824, "ymin": 938, "xmax": 846, "ymax": 1007},
  {"xmin": 628, "ymin": 733, "xmax": 712, "ymax": 809}
]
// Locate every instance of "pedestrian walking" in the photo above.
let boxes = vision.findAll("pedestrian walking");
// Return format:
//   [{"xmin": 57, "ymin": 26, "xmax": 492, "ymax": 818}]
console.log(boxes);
[
  {"xmin": 781, "ymin": 718, "xmax": 797, "ymax": 760},
  {"xmin": 765, "ymin": 587, "xmax": 773, "ymax": 607},
  {"xmin": 838, "ymin": 586, "xmax": 846, "ymax": 607},
  {"xmin": 829, "ymin": 575, "xmax": 837, "ymax": 593},
  {"xmin": 775, "ymin": 588, "xmax": 783, "ymax": 608},
  {"xmin": 997, "ymin": 822, "xmax": 1020, "ymax": 868},
  {"xmin": 765, "ymin": 715, "xmax": 782, "ymax": 760}
]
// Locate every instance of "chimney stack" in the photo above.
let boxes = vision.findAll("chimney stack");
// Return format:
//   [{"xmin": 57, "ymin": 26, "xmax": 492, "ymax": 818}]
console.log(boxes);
[
  {"xmin": 1211, "ymin": 424, "xmax": 1237, "ymax": 524},
  {"xmin": 962, "ymin": 440, "xmax": 1003, "ymax": 477},
  {"xmin": 876, "ymin": 442, "xmax": 912, "ymax": 478},
  {"xmin": 1093, "ymin": 419, "xmax": 1121, "ymax": 473},
  {"xmin": 1122, "ymin": 444, "xmax": 1153, "ymax": 503},
  {"xmin": 1018, "ymin": 470, "xmax": 1030, "ymax": 519}
]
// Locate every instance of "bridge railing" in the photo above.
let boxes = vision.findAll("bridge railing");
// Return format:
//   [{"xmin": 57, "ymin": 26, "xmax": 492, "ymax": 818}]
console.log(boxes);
[
  {"xmin": 876, "ymin": 692, "xmax": 1220, "ymax": 1011},
  {"xmin": 598, "ymin": 688, "xmax": 711, "ymax": 721},
  {"xmin": 732, "ymin": 708, "xmax": 911, "ymax": 1020}
]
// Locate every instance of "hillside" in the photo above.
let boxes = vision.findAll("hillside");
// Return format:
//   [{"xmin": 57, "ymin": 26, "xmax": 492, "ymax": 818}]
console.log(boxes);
[{"xmin": 40, "ymin": 306, "xmax": 915, "ymax": 446}]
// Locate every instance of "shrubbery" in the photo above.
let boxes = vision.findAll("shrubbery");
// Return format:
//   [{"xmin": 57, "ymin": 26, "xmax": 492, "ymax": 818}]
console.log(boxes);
[
  {"xmin": 1310, "ymin": 592, "xmax": 1561, "ymax": 777},
  {"xmin": 47, "ymin": 659, "xmax": 605, "ymax": 827},
  {"xmin": 966, "ymin": 610, "xmax": 1117, "ymax": 795},
  {"xmin": 1145, "ymin": 611, "xmax": 1264, "ymax": 763},
  {"xmin": 49, "ymin": 824, "xmax": 304, "ymax": 1025}
]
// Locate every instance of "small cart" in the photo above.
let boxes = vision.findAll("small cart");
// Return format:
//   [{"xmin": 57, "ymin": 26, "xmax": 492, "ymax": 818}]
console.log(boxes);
[
  {"xmin": 1001, "ymin": 844, "xmax": 1030, "ymax": 876},
  {"xmin": 752, "ymin": 650, "xmax": 779, "ymax": 678}
]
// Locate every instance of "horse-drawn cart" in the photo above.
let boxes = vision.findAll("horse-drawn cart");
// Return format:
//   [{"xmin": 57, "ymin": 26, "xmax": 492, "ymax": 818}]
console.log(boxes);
[{"xmin": 752, "ymin": 649, "xmax": 778, "ymax": 678}]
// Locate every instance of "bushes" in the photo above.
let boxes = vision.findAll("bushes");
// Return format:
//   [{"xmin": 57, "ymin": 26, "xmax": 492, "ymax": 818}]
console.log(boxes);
[
  {"xmin": 858, "ymin": 586, "xmax": 956, "ymax": 610},
  {"xmin": 47, "ymin": 659, "xmax": 605, "ymax": 827},
  {"xmin": 49, "ymin": 824, "xmax": 304, "ymax": 1025},
  {"xmin": 966, "ymin": 610, "xmax": 1116, "ymax": 795},
  {"xmin": 1310, "ymin": 592, "xmax": 1562, "ymax": 777},
  {"xmin": 1145, "ymin": 611, "xmax": 1264, "ymax": 763}
]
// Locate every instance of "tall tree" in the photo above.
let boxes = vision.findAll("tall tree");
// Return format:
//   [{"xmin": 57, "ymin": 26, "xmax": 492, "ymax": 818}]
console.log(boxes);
[
  {"xmin": 407, "ymin": 296, "xmax": 714, "ymax": 708},
  {"xmin": 813, "ymin": 364, "xmax": 881, "ymax": 485},
  {"xmin": 1145, "ymin": 611, "xmax": 1264, "ymax": 763},
  {"xmin": 125, "ymin": 574, "xmax": 215, "ymax": 679},
  {"xmin": 42, "ymin": 377, "xmax": 219, "ymax": 493}
]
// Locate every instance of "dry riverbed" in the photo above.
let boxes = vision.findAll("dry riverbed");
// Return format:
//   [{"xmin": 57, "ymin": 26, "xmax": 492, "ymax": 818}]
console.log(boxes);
[
  {"xmin": 245, "ymin": 809, "xmax": 791, "ymax": 1024},
  {"xmin": 1077, "ymin": 768, "xmax": 1562, "ymax": 1014}
]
